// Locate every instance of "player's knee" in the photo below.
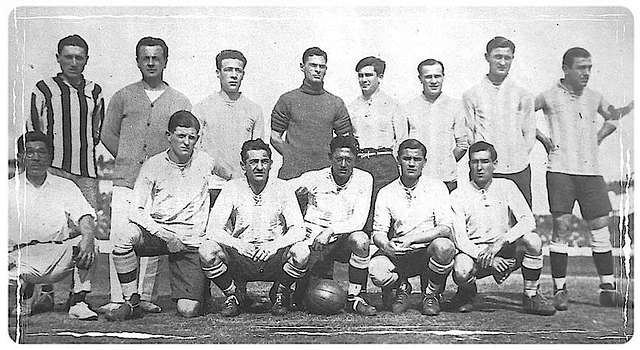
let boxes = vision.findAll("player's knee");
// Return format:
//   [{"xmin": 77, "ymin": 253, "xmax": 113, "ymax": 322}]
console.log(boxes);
[
  {"xmin": 452, "ymin": 254, "xmax": 475, "ymax": 285},
  {"xmin": 112, "ymin": 224, "xmax": 142, "ymax": 254},
  {"xmin": 521, "ymin": 232, "xmax": 542, "ymax": 254},
  {"xmin": 348, "ymin": 231, "xmax": 370, "ymax": 255},
  {"xmin": 176, "ymin": 299, "xmax": 201, "ymax": 318},
  {"xmin": 368, "ymin": 256, "xmax": 393, "ymax": 286},
  {"xmin": 589, "ymin": 215, "xmax": 610, "ymax": 230},
  {"xmin": 430, "ymin": 237, "xmax": 456, "ymax": 262},
  {"xmin": 552, "ymin": 214, "xmax": 574, "ymax": 241},
  {"xmin": 590, "ymin": 225, "xmax": 612, "ymax": 253},
  {"xmin": 199, "ymin": 240, "xmax": 224, "ymax": 264},
  {"xmin": 288, "ymin": 242, "xmax": 311, "ymax": 266}
]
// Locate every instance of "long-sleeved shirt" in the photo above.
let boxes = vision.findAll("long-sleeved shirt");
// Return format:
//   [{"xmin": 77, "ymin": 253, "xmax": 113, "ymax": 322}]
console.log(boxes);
[
  {"xmin": 463, "ymin": 76, "xmax": 535, "ymax": 174},
  {"xmin": 536, "ymin": 81, "xmax": 612, "ymax": 176},
  {"xmin": 451, "ymin": 178, "xmax": 535, "ymax": 259},
  {"xmin": 289, "ymin": 167, "xmax": 372, "ymax": 242},
  {"xmin": 130, "ymin": 150, "xmax": 221, "ymax": 248},
  {"xmin": 206, "ymin": 177, "xmax": 305, "ymax": 246},
  {"xmin": 28, "ymin": 73, "xmax": 104, "ymax": 178},
  {"xmin": 8, "ymin": 173, "xmax": 94, "ymax": 246},
  {"xmin": 193, "ymin": 91, "xmax": 264, "ymax": 180},
  {"xmin": 404, "ymin": 93, "xmax": 468, "ymax": 182},
  {"xmin": 101, "ymin": 81, "xmax": 192, "ymax": 189},
  {"xmin": 271, "ymin": 81, "xmax": 352, "ymax": 179},
  {"xmin": 373, "ymin": 176, "xmax": 454, "ymax": 250},
  {"xmin": 348, "ymin": 89, "xmax": 407, "ymax": 151}
]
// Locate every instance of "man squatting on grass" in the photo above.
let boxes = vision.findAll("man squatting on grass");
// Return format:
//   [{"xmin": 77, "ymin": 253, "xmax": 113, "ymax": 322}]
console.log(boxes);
[
  {"xmin": 105, "ymin": 111, "xmax": 226, "ymax": 321},
  {"xmin": 199, "ymin": 139, "xmax": 310, "ymax": 317},
  {"xmin": 448, "ymin": 141, "xmax": 556, "ymax": 316},
  {"xmin": 369, "ymin": 138, "xmax": 456, "ymax": 316}
]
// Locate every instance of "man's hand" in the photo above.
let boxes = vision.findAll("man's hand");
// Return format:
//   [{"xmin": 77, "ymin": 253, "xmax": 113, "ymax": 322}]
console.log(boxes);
[
  {"xmin": 234, "ymin": 240, "xmax": 257, "ymax": 259},
  {"xmin": 311, "ymin": 229, "xmax": 333, "ymax": 251},
  {"xmin": 539, "ymin": 134, "xmax": 557, "ymax": 154},
  {"xmin": 166, "ymin": 237, "xmax": 186, "ymax": 253},
  {"xmin": 76, "ymin": 235, "xmax": 95, "ymax": 269},
  {"xmin": 606, "ymin": 101, "xmax": 634, "ymax": 120},
  {"xmin": 492, "ymin": 256, "xmax": 514, "ymax": 273},
  {"xmin": 253, "ymin": 241, "xmax": 279, "ymax": 262},
  {"xmin": 381, "ymin": 240, "xmax": 412, "ymax": 258},
  {"xmin": 478, "ymin": 239, "xmax": 506, "ymax": 270}
]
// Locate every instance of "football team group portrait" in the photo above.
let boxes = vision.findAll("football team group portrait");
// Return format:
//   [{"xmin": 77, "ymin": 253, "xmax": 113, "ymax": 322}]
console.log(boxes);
[{"xmin": 5, "ymin": 6, "xmax": 635, "ymax": 344}]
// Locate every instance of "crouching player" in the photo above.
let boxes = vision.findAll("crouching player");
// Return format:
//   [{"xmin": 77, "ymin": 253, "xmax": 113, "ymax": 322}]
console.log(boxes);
[
  {"xmin": 290, "ymin": 135, "xmax": 376, "ymax": 316},
  {"xmin": 448, "ymin": 141, "xmax": 555, "ymax": 315},
  {"xmin": 106, "ymin": 111, "xmax": 224, "ymax": 321},
  {"xmin": 369, "ymin": 139, "xmax": 456, "ymax": 316},
  {"xmin": 9, "ymin": 131, "xmax": 98, "ymax": 320},
  {"xmin": 199, "ymin": 139, "xmax": 310, "ymax": 317}
]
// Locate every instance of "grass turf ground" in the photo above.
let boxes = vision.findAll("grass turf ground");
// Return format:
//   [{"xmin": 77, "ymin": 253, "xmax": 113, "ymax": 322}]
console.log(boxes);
[{"xmin": 8, "ymin": 254, "xmax": 634, "ymax": 344}]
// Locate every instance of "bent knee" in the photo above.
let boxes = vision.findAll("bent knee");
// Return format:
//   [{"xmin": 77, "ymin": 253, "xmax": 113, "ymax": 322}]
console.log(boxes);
[
  {"xmin": 288, "ymin": 242, "xmax": 311, "ymax": 264},
  {"xmin": 348, "ymin": 231, "xmax": 371, "ymax": 250},
  {"xmin": 430, "ymin": 237, "xmax": 456, "ymax": 258},
  {"xmin": 453, "ymin": 254, "xmax": 475, "ymax": 284},
  {"xmin": 199, "ymin": 240, "xmax": 224, "ymax": 263},
  {"xmin": 521, "ymin": 232, "xmax": 542, "ymax": 253}
]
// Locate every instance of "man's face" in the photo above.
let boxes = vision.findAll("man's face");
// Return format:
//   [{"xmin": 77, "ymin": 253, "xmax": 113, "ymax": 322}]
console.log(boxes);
[
  {"xmin": 563, "ymin": 56, "xmax": 592, "ymax": 89},
  {"xmin": 217, "ymin": 58, "xmax": 245, "ymax": 94},
  {"xmin": 242, "ymin": 149, "xmax": 272, "ymax": 184},
  {"xmin": 398, "ymin": 148, "xmax": 426, "ymax": 183},
  {"xmin": 167, "ymin": 126, "xmax": 199, "ymax": 161},
  {"xmin": 469, "ymin": 150, "xmax": 496, "ymax": 186},
  {"xmin": 137, "ymin": 45, "xmax": 167, "ymax": 81},
  {"xmin": 357, "ymin": 65, "xmax": 381, "ymax": 97},
  {"xmin": 22, "ymin": 140, "xmax": 51, "ymax": 179},
  {"xmin": 330, "ymin": 147, "xmax": 356, "ymax": 184},
  {"xmin": 56, "ymin": 45, "xmax": 88, "ymax": 81},
  {"xmin": 485, "ymin": 47, "xmax": 514, "ymax": 79},
  {"xmin": 418, "ymin": 63, "xmax": 444, "ymax": 98},
  {"xmin": 300, "ymin": 55, "xmax": 327, "ymax": 84}
]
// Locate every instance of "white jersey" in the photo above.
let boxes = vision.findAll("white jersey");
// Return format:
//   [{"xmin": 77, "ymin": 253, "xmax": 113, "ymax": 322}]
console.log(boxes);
[
  {"xmin": 451, "ymin": 178, "xmax": 535, "ymax": 259},
  {"xmin": 289, "ymin": 167, "xmax": 373, "ymax": 241}
]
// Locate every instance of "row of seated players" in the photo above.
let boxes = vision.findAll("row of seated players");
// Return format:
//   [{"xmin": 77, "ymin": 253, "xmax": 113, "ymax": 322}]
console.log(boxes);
[{"xmin": 9, "ymin": 111, "xmax": 628, "ymax": 321}]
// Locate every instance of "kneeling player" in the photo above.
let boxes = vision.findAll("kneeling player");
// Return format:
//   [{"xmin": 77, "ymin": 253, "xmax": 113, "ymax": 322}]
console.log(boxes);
[
  {"xmin": 449, "ymin": 141, "xmax": 555, "ymax": 316},
  {"xmin": 290, "ymin": 135, "xmax": 376, "ymax": 316},
  {"xmin": 199, "ymin": 139, "xmax": 310, "ymax": 317},
  {"xmin": 106, "ymin": 111, "xmax": 223, "ymax": 321},
  {"xmin": 369, "ymin": 139, "xmax": 456, "ymax": 316}
]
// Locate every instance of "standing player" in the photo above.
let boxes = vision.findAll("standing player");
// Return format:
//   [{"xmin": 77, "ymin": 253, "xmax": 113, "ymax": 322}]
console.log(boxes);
[
  {"xmin": 105, "ymin": 111, "xmax": 221, "ymax": 320},
  {"xmin": 194, "ymin": 49, "xmax": 264, "ymax": 182},
  {"xmin": 348, "ymin": 56, "xmax": 406, "ymax": 234},
  {"xmin": 271, "ymin": 46, "xmax": 352, "ymax": 180},
  {"xmin": 369, "ymin": 139, "xmax": 456, "ymax": 316},
  {"xmin": 463, "ymin": 36, "xmax": 536, "ymax": 207},
  {"xmin": 100, "ymin": 37, "xmax": 193, "ymax": 314},
  {"xmin": 289, "ymin": 135, "xmax": 376, "ymax": 316},
  {"xmin": 405, "ymin": 58, "xmax": 468, "ymax": 192},
  {"xmin": 9, "ymin": 131, "xmax": 98, "ymax": 320},
  {"xmin": 535, "ymin": 47, "xmax": 633, "ymax": 310},
  {"xmin": 199, "ymin": 139, "xmax": 310, "ymax": 317},
  {"xmin": 26, "ymin": 34, "xmax": 104, "ymax": 311},
  {"xmin": 449, "ymin": 141, "xmax": 556, "ymax": 316}
]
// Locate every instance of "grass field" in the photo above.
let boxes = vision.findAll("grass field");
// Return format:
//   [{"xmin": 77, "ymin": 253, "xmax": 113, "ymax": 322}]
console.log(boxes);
[{"xmin": 8, "ymin": 254, "xmax": 634, "ymax": 344}]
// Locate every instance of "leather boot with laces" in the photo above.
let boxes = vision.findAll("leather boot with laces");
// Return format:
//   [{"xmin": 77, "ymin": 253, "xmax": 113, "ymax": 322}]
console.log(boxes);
[
  {"xmin": 105, "ymin": 293, "xmax": 143, "ymax": 321},
  {"xmin": 391, "ymin": 281, "xmax": 412, "ymax": 314},
  {"xmin": 220, "ymin": 295, "xmax": 241, "ymax": 317},
  {"xmin": 346, "ymin": 295, "xmax": 377, "ymax": 316}
]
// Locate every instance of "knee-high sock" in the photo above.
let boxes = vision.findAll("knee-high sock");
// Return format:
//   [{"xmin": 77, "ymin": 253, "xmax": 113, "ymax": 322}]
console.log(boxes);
[
  {"xmin": 593, "ymin": 251, "xmax": 615, "ymax": 286},
  {"xmin": 202, "ymin": 259, "xmax": 235, "ymax": 296},
  {"xmin": 112, "ymin": 250, "xmax": 139, "ymax": 300},
  {"xmin": 281, "ymin": 259, "xmax": 308, "ymax": 289},
  {"xmin": 549, "ymin": 241, "xmax": 568, "ymax": 290},
  {"xmin": 424, "ymin": 258, "xmax": 453, "ymax": 295},
  {"xmin": 348, "ymin": 253, "xmax": 369, "ymax": 296},
  {"xmin": 522, "ymin": 253, "xmax": 543, "ymax": 297}
]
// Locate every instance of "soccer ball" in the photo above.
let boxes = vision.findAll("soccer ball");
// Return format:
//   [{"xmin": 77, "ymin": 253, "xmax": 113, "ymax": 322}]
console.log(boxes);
[{"xmin": 304, "ymin": 279, "xmax": 346, "ymax": 315}]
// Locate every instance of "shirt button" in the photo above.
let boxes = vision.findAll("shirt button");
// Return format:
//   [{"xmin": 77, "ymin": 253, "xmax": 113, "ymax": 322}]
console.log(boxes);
[
  {"xmin": 150, "ymin": 103, "xmax": 154, "ymax": 108},
  {"xmin": 146, "ymin": 122, "xmax": 151, "ymax": 126},
  {"xmin": 139, "ymin": 160, "xmax": 144, "ymax": 164}
]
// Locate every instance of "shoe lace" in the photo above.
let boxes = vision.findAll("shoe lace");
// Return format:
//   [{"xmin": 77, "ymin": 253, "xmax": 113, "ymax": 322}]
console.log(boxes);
[
  {"xmin": 224, "ymin": 295, "xmax": 238, "ymax": 308},
  {"xmin": 273, "ymin": 293, "xmax": 284, "ymax": 306}
]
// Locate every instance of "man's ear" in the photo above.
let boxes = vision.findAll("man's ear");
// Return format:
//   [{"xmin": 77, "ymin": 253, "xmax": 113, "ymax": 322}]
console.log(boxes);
[{"xmin": 299, "ymin": 62, "xmax": 305, "ymax": 72}]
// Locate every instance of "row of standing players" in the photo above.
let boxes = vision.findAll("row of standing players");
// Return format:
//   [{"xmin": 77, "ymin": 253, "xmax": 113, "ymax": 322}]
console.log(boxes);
[{"xmin": 12, "ymin": 34, "xmax": 632, "ymax": 321}]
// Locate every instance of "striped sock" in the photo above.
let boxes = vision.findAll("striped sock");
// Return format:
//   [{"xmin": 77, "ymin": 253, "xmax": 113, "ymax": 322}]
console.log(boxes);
[
  {"xmin": 549, "ymin": 241, "xmax": 569, "ymax": 290},
  {"xmin": 112, "ymin": 250, "xmax": 139, "ymax": 300},
  {"xmin": 348, "ymin": 253, "xmax": 369, "ymax": 296},
  {"xmin": 425, "ymin": 258, "xmax": 453, "ymax": 295},
  {"xmin": 522, "ymin": 253, "xmax": 543, "ymax": 297}
]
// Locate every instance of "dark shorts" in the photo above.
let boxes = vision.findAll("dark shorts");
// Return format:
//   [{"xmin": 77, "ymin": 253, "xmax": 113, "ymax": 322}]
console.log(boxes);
[
  {"xmin": 470, "ymin": 241, "xmax": 523, "ymax": 279},
  {"xmin": 546, "ymin": 172, "xmax": 612, "ymax": 220},
  {"xmin": 132, "ymin": 228, "xmax": 208, "ymax": 302},
  {"xmin": 356, "ymin": 153, "xmax": 400, "ymax": 233},
  {"xmin": 308, "ymin": 234, "xmax": 353, "ymax": 276},
  {"xmin": 494, "ymin": 165, "xmax": 532, "ymax": 208},
  {"xmin": 373, "ymin": 247, "xmax": 431, "ymax": 278},
  {"xmin": 223, "ymin": 245, "xmax": 290, "ymax": 282}
]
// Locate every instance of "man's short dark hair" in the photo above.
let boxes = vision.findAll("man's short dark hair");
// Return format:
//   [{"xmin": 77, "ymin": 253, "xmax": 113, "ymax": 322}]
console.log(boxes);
[
  {"xmin": 136, "ymin": 36, "xmax": 169, "ymax": 60},
  {"xmin": 562, "ymin": 47, "xmax": 591, "ymax": 68},
  {"xmin": 168, "ymin": 110, "xmax": 200, "ymax": 133},
  {"xmin": 486, "ymin": 36, "xmax": 515, "ymax": 55},
  {"xmin": 329, "ymin": 135, "xmax": 359, "ymax": 155},
  {"xmin": 240, "ymin": 139, "xmax": 272, "ymax": 163},
  {"xmin": 17, "ymin": 131, "xmax": 53, "ymax": 157},
  {"xmin": 398, "ymin": 139, "xmax": 427, "ymax": 159},
  {"xmin": 355, "ymin": 56, "xmax": 386, "ymax": 75},
  {"xmin": 216, "ymin": 49, "xmax": 247, "ymax": 70},
  {"xmin": 57, "ymin": 34, "xmax": 88, "ymax": 55},
  {"xmin": 302, "ymin": 47, "xmax": 327, "ymax": 64},
  {"xmin": 417, "ymin": 58, "xmax": 445, "ymax": 75},
  {"xmin": 468, "ymin": 141, "xmax": 498, "ymax": 161}
]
